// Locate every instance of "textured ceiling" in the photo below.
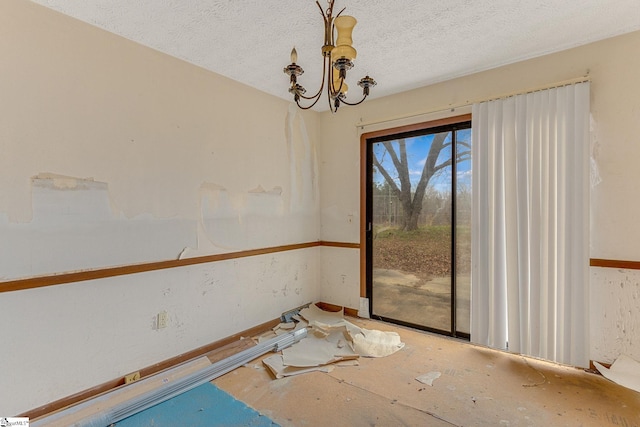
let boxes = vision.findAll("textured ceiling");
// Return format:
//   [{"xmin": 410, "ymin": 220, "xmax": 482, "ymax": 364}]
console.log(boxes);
[{"xmin": 30, "ymin": 0, "xmax": 640, "ymax": 111}]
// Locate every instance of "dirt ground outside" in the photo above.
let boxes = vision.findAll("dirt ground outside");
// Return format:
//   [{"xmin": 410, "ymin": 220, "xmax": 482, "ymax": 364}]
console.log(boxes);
[{"xmin": 371, "ymin": 226, "xmax": 471, "ymax": 334}]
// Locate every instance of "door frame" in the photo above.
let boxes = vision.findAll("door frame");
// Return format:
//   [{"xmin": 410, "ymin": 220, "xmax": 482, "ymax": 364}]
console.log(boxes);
[{"xmin": 359, "ymin": 114, "xmax": 472, "ymax": 336}]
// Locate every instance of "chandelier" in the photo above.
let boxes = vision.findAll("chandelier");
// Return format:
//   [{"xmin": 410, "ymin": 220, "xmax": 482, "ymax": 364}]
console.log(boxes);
[{"xmin": 283, "ymin": 0, "xmax": 376, "ymax": 113}]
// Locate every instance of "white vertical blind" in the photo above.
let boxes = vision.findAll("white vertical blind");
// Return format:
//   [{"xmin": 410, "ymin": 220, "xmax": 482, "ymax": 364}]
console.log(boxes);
[{"xmin": 471, "ymin": 82, "xmax": 590, "ymax": 367}]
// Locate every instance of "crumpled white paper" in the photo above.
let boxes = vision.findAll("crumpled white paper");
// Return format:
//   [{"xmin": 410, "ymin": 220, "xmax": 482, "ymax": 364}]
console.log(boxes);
[
  {"xmin": 594, "ymin": 354, "xmax": 640, "ymax": 393},
  {"xmin": 415, "ymin": 372, "xmax": 442, "ymax": 386}
]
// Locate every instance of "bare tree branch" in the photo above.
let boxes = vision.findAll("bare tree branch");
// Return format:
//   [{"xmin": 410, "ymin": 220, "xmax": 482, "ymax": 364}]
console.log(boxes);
[
  {"xmin": 372, "ymin": 129, "xmax": 469, "ymax": 231},
  {"xmin": 372, "ymin": 152, "xmax": 400, "ymax": 195}
]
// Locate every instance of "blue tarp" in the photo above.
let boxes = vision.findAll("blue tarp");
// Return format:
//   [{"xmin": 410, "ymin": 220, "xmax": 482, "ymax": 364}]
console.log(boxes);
[{"xmin": 116, "ymin": 382, "xmax": 279, "ymax": 427}]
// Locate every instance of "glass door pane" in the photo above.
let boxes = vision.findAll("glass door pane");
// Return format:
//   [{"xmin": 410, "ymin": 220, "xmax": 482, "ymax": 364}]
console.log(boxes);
[{"xmin": 370, "ymin": 131, "xmax": 453, "ymax": 333}]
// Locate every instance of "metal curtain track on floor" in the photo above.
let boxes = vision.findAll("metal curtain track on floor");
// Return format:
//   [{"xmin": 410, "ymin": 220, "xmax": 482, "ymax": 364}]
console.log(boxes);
[{"xmin": 32, "ymin": 328, "xmax": 308, "ymax": 427}]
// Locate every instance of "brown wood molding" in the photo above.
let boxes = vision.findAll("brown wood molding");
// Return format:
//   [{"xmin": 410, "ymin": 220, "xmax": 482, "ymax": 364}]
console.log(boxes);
[
  {"xmin": 320, "ymin": 241, "xmax": 360, "ymax": 249},
  {"xmin": 315, "ymin": 301, "xmax": 359, "ymax": 318},
  {"xmin": 11, "ymin": 242, "xmax": 634, "ymax": 297},
  {"xmin": 589, "ymin": 360, "xmax": 610, "ymax": 373},
  {"xmin": 1, "ymin": 241, "xmax": 367, "ymax": 294},
  {"xmin": 23, "ymin": 317, "xmax": 281, "ymax": 420},
  {"xmin": 590, "ymin": 258, "xmax": 640, "ymax": 270},
  {"xmin": 0, "ymin": 242, "xmax": 322, "ymax": 294},
  {"xmin": 360, "ymin": 114, "xmax": 472, "ymax": 141}
]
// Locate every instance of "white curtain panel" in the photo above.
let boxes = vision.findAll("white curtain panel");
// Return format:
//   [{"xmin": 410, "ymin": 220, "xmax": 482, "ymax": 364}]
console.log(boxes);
[{"xmin": 471, "ymin": 82, "xmax": 590, "ymax": 368}]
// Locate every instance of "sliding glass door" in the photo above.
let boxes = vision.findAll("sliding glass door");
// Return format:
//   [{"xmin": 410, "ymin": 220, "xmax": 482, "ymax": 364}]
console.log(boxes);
[{"xmin": 365, "ymin": 120, "xmax": 471, "ymax": 337}]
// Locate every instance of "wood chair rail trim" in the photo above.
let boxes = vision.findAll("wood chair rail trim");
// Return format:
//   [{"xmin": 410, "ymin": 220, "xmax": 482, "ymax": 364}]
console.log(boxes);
[{"xmin": 1, "ymin": 241, "xmax": 325, "ymax": 293}]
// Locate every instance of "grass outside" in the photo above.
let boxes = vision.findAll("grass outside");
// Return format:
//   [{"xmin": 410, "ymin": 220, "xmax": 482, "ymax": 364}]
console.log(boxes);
[{"xmin": 373, "ymin": 225, "xmax": 471, "ymax": 281}]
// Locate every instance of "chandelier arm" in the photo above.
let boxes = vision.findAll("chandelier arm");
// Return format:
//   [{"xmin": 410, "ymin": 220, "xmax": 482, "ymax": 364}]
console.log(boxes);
[
  {"xmin": 296, "ymin": 55, "xmax": 330, "ymax": 100},
  {"xmin": 327, "ymin": 59, "xmax": 339, "ymax": 112},
  {"xmin": 296, "ymin": 93, "xmax": 323, "ymax": 106},
  {"xmin": 316, "ymin": 1, "xmax": 326, "ymax": 17},
  {"xmin": 295, "ymin": 93, "xmax": 324, "ymax": 110},
  {"xmin": 295, "ymin": 86, "xmax": 326, "ymax": 102},
  {"xmin": 339, "ymin": 94, "xmax": 368, "ymax": 107},
  {"xmin": 327, "ymin": 75, "xmax": 340, "ymax": 113},
  {"xmin": 327, "ymin": 82, "xmax": 334, "ymax": 112},
  {"xmin": 328, "ymin": 62, "xmax": 336, "ymax": 98},
  {"xmin": 333, "ymin": 74, "xmax": 346, "ymax": 96},
  {"xmin": 296, "ymin": 89, "xmax": 323, "ymax": 101},
  {"xmin": 296, "ymin": 79, "xmax": 324, "ymax": 99},
  {"xmin": 298, "ymin": 69, "xmax": 325, "ymax": 104}
]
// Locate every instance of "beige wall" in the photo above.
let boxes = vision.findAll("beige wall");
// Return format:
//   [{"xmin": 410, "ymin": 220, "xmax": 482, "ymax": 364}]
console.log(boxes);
[
  {"xmin": 0, "ymin": 1, "xmax": 321, "ymax": 415},
  {"xmin": 319, "ymin": 31, "xmax": 640, "ymax": 363},
  {"xmin": 3, "ymin": 0, "xmax": 640, "ymax": 416}
]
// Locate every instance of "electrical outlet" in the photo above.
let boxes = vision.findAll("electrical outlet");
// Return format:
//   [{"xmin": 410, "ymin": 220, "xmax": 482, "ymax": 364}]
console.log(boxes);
[
  {"xmin": 124, "ymin": 371, "xmax": 141, "ymax": 384},
  {"xmin": 157, "ymin": 311, "xmax": 169, "ymax": 329}
]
